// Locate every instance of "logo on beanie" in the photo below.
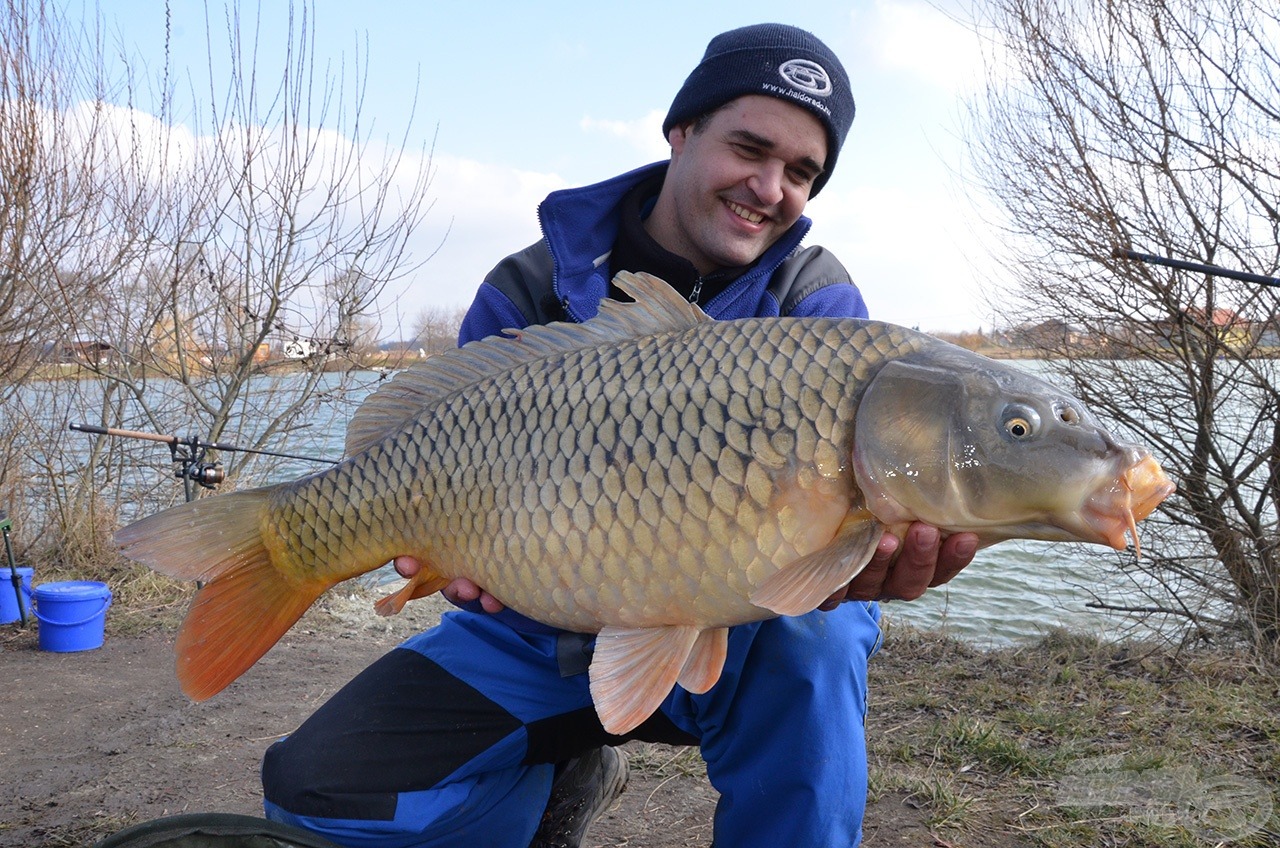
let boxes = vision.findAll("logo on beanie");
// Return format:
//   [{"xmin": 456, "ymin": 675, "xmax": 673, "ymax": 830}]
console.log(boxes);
[{"xmin": 778, "ymin": 59, "xmax": 832, "ymax": 97}]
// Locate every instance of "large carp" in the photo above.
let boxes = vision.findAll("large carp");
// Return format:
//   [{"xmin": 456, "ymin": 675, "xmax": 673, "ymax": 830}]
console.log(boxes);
[{"xmin": 117, "ymin": 272, "xmax": 1174, "ymax": 734}]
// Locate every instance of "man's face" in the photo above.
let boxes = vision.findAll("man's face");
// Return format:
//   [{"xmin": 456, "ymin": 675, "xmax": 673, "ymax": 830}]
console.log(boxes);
[{"xmin": 647, "ymin": 95, "xmax": 828, "ymax": 276}]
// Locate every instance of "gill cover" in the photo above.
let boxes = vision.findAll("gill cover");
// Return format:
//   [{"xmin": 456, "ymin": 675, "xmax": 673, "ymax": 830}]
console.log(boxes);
[
  {"xmin": 852, "ymin": 359, "xmax": 967, "ymax": 528},
  {"xmin": 851, "ymin": 355, "xmax": 1125, "ymax": 543}
]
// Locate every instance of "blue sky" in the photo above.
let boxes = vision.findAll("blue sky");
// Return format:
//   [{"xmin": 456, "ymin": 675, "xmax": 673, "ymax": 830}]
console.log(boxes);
[{"xmin": 99, "ymin": 0, "xmax": 994, "ymax": 334}]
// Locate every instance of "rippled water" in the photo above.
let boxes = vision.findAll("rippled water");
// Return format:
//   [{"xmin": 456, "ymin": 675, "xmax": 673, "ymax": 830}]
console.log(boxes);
[{"xmin": 881, "ymin": 540, "xmax": 1136, "ymax": 645}]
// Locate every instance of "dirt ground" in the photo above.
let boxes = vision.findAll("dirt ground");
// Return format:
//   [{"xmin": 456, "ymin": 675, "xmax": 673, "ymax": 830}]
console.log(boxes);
[{"xmin": 0, "ymin": 591, "xmax": 1014, "ymax": 848}]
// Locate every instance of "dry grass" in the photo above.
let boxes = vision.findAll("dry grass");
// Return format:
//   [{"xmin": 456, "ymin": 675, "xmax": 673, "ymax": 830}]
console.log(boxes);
[{"xmin": 867, "ymin": 626, "xmax": 1280, "ymax": 846}]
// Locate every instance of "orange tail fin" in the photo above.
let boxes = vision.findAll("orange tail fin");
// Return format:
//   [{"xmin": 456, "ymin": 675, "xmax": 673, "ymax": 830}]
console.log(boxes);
[{"xmin": 116, "ymin": 487, "xmax": 333, "ymax": 700}]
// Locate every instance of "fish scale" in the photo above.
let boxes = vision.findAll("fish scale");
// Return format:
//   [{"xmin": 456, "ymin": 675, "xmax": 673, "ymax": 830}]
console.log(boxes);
[
  {"xmin": 324, "ymin": 315, "xmax": 868, "ymax": 631},
  {"xmin": 116, "ymin": 271, "xmax": 1174, "ymax": 734}
]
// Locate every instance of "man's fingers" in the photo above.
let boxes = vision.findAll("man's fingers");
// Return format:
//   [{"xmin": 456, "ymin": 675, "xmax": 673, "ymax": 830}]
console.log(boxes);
[
  {"xmin": 877, "ymin": 524, "xmax": 938, "ymax": 601},
  {"xmin": 932, "ymin": 532, "xmax": 978, "ymax": 587},
  {"xmin": 442, "ymin": 577, "xmax": 481, "ymax": 605}
]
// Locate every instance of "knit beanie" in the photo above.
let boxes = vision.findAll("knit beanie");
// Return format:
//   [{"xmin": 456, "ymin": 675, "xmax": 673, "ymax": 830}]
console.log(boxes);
[{"xmin": 663, "ymin": 23, "xmax": 855, "ymax": 195}]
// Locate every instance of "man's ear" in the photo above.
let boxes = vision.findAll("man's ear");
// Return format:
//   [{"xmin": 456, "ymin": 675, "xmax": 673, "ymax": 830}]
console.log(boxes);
[{"xmin": 668, "ymin": 122, "xmax": 691, "ymax": 154}]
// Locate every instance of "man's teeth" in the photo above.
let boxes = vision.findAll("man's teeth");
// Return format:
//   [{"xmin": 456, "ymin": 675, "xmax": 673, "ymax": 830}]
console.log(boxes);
[{"xmin": 727, "ymin": 201, "xmax": 764, "ymax": 224}]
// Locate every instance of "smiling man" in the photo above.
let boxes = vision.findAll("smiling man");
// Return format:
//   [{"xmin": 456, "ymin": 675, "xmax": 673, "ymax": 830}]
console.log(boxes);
[
  {"xmin": 648, "ymin": 95, "xmax": 826, "ymax": 276},
  {"xmin": 263, "ymin": 23, "xmax": 978, "ymax": 848}
]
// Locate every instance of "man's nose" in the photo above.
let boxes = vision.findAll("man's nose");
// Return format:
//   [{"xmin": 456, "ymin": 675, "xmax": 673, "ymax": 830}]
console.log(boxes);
[{"xmin": 746, "ymin": 160, "xmax": 785, "ymax": 207}]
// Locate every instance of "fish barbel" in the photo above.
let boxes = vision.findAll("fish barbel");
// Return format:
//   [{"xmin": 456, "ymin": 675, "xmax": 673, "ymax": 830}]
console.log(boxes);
[{"xmin": 116, "ymin": 272, "xmax": 1175, "ymax": 734}]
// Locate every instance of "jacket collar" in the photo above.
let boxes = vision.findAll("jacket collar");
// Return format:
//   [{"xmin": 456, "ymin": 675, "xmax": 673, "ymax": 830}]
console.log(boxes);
[{"xmin": 537, "ymin": 161, "xmax": 812, "ymax": 322}]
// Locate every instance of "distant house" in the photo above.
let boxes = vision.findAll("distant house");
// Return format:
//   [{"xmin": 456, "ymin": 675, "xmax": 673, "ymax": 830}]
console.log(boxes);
[
  {"xmin": 1179, "ymin": 307, "xmax": 1252, "ymax": 350},
  {"xmin": 1254, "ymin": 320, "xmax": 1280, "ymax": 351},
  {"xmin": 1008, "ymin": 319, "xmax": 1085, "ymax": 351},
  {"xmin": 60, "ymin": 338, "xmax": 113, "ymax": 365}
]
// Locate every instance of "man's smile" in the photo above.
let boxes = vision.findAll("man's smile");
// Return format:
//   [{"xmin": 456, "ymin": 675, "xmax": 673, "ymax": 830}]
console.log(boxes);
[{"xmin": 725, "ymin": 200, "xmax": 766, "ymax": 225}]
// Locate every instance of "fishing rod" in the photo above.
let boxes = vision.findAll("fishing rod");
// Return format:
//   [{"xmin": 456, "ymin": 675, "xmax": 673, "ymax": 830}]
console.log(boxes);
[
  {"xmin": 1, "ymin": 509, "xmax": 27, "ymax": 627},
  {"xmin": 1112, "ymin": 247, "xmax": 1280, "ymax": 288},
  {"xmin": 69, "ymin": 423, "xmax": 336, "ymax": 502}
]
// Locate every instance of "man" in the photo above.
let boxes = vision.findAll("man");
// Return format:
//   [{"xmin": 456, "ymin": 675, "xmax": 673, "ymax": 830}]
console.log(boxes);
[{"xmin": 262, "ymin": 24, "xmax": 977, "ymax": 847}]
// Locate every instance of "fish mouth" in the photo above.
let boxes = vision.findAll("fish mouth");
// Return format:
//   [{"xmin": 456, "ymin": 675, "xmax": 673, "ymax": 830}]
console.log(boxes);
[{"xmin": 1081, "ymin": 454, "xmax": 1176, "ymax": 555}]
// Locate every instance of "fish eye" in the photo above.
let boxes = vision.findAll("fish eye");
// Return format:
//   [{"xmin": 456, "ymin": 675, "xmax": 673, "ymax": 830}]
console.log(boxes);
[{"xmin": 1002, "ymin": 405, "xmax": 1041, "ymax": 440}]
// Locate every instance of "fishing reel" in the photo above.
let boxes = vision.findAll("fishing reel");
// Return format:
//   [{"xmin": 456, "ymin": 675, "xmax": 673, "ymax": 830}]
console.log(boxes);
[
  {"xmin": 168, "ymin": 437, "xmax": 226, "ymax": 494},
  {"xmin": 181, "ymin": 460, "xmax": 226, "ymax": 490}
]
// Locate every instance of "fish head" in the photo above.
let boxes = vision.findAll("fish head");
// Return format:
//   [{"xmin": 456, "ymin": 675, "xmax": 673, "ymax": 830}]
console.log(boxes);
[{"xmin": 851, "ymin": 352, "xmax": 1175, "ymax": 551}]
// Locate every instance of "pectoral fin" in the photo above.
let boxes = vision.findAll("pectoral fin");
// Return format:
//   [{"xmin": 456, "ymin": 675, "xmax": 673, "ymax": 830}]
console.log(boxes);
[
  {"xmin": 589, "ymin": 624, "xmax": 700, "ymax": 735},
  {"xmin": 749, "ymin": 512, "xmax": 884, "ymax": 616}
]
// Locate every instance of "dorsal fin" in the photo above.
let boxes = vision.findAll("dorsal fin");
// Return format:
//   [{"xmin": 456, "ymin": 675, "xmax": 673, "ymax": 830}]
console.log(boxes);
[{"xmin": 344, "ymin": 271, "xmax": 710, "ymax": 456}]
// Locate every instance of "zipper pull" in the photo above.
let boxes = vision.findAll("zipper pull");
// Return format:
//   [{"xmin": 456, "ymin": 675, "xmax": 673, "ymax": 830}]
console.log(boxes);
[{"xmin": 688, "ymin": 278, "xmax": 703, "ymax": 305}]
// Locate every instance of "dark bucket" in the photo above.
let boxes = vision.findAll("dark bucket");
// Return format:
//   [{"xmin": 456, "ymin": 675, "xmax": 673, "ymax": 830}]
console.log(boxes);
[
  {"xmin": 1, "ymin": 566, "xmax": 33, "ymax": 624},
  {"xmin": 32, "ymin": 580, "xmax": 112, "ymax": 652}
]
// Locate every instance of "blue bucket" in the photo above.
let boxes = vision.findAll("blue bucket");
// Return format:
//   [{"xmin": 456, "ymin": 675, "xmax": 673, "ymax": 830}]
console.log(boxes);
[
  {"xmin": 1, "ymin": 567, "xmax": 34, "ymax": 624},
  {"xmin": 32, "ymin": 580, "xmax": 112, "ymax": 652}
]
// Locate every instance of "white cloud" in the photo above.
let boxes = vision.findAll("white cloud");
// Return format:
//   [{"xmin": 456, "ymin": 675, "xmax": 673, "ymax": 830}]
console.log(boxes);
[
  {"xmin": 61, "ymin": 98, "xmax": 571, "ymax": 340},
  {"xmin": 376, "ymin": 154, "xmax": 571, "ymax": 335},
  {"xmin": 860, "ymin": 0, "xmax": 984, "ymax": 93},
  {"xmin": 806, "ymin": 181, "xmax": 992, "ymax": 332},
  {"xmin": 579, "ymin": 108, "xmax": 669, "ymax": 161},
  {"xmin": 377, "ymin": 109, "xmax": 673, "ymax": 335}
]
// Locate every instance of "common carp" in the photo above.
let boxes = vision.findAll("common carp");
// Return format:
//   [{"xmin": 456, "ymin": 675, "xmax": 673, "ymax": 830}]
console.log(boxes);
[{"xmin": 116, "ymin": 272, "xmax": 1174, "ymax": 734}]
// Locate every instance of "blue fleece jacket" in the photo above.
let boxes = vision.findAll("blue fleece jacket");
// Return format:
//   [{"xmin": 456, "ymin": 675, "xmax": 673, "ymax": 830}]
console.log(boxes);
[{"xmin": 459, "ymin": 161, "xmax": 868, "ymax": 347}]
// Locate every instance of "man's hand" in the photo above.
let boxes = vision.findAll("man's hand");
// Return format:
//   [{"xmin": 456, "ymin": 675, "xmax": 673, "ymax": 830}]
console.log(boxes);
[
  {"xmin": 817, "ymin": 523, "xmax": 977, "ymax": 611},
  {"xmin": 393, "ymin": 556, "xmax": 506, "ymax": 614}
]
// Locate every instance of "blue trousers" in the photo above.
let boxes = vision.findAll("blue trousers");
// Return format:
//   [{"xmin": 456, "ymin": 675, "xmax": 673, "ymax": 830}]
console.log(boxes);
[{"xmin": 263, "ymin": 602, "xmax": 881, "ymax": 847}]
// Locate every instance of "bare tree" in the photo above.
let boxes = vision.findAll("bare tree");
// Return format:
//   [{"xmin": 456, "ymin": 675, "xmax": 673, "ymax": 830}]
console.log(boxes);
[
  {"xmin": 965, "ymin": 0, "xmax": 1280, "ymax": 655},
  {"xmin": 0, "ymin": 0, "xmax": 86, "ymax": 391},
  {"xmin": 0, "ymin": 0, "xmax": 158, "ymax": 557},
  {"xmin": 0, "ymin": 1, "xmax": 436, "ymax": 571},
  {"xmin": 409, "ymin": 303, "xmax": 467, "ymax": 356}
]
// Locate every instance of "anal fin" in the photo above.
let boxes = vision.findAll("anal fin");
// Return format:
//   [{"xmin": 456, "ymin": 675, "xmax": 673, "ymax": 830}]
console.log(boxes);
[
  {"xmin": 677, "ymin": 627, "xmax": 728, "ymax": 694},
  {"xmin": 749, "ymin": 512, "xmax": 883, "ymax": 616}
]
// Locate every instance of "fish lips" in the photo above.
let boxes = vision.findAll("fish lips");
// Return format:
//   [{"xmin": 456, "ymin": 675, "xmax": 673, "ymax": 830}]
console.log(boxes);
[{"xmin": 1079, "ymin": 453, "xmax": 1176, "ymax": 553}]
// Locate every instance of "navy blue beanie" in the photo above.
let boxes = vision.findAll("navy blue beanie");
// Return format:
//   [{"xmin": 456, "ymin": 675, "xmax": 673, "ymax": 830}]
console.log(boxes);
[{"xmin": 663, "ymin": 23, "xmax": 855, "ymax": 195}]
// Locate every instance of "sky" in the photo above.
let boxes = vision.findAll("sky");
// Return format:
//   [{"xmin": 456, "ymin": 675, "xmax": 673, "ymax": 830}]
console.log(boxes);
[{"xmin": 96, "ymin": 0, "xmax": 998, "ymax": 335}]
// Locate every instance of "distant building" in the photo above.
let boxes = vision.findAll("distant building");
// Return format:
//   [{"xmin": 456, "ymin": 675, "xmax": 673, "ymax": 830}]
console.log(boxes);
[
  {"xmin": 1008, "ymin": 319, "xmax": 1085, "ymax": 351},
  {"xmin": 58, "ymin": 338, "xmax": 113, "ymax": 365},
  {"xmin": 1160, "ymin": 307, "xmax": 1253, "ymax": 351},
  {"xmin": 1253, "ymin": 318, "xmax": 1280, "ymax": 351}
]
